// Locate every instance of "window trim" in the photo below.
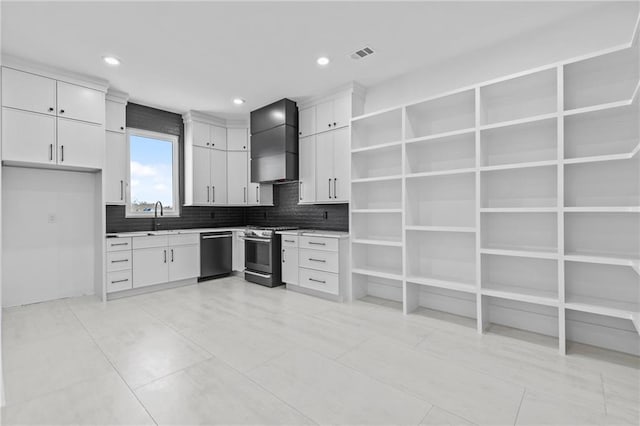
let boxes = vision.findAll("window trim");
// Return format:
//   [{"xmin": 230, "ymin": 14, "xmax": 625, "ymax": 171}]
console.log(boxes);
[{"xmin": 125, "ymin": 127, "xmax": 180, "ymax": 218}]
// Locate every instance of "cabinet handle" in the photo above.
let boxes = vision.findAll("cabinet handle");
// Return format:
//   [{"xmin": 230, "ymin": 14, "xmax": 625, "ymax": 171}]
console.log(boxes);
[
  {"xmin": 207, "ymin": 185, "xmax": 210, "ymax": 203},
  {"xmin": 284, "ymin": 239, "xmax": 295, "ymax": 243},
  {"xmin": 59, "ymin": 109, "xmax": 65, "ymax": 114},
  {"xmin": 328, "ymin": 123, "xmax": 332, "ymax": 128},
  {"xmin": 333, "ymin": 122, "xmax": 337, "ymax": 126},
  {"xmin": 206, "ymin": 142, "xmax": 210, "ymax": 146},
  {"xmin": 49, "ymin": 144, "xmax": 53, "ymax": 161},
  {"xmin": 282, "ymin": 249, "xmax": 285, "ymax": 263},
  {"xmin": 213, "ymin": 186, "xmax": 216, "ymax": 203},
  {"xmin": 256, "ymin": 186, "xmax": 259, "ymax": 203},
  {"xmin": 299, "ymin": 182, "xmax": 303, "ymax": 200},
  {"xmin": 171, "ymin": 249, "xmax": 174, "ymax": 262},
  {"xmin": 120, "ymin": 180, "xmax": 124, "ymax": 201},
  {"xmin": 120, "ymin": 126, "xmax": 124, "ymax": 131},
  {"xmin": 60, "ymin": 145, "xmax": 64, "ymax": 162},
  {"xmin": 243, "ymin": 146, "xmax": 246, "ymax": 149},
  {"xmin": 308, "ymin": 258, "xmax": 326, "ymax": 263},
  {"xmin": 111, "ymin": 278, "xmax": 129, "ymax": 284},
  {"xmin": 328, "ymin": 178, "xmax": 332, "ymax": 199},
  {"xmin": 111, "ymin": 259, "xmax": 129, "ymax": 263},
  {"xmin": 163, "ymin": 250, "xmax": 167, "ymax": 263},
  {"xmin": 244, "ymin": 187, "xmax": 246, "ymax": 203},
  {"xmin": 48, "ymin": 107, "xmax": 54, "ymax": 112},
  {"xmin": 309, "ymin": 278, "xmax": 326, "ymax": 284},
  {"xmin": 308, "ymin": 241, "xmax": 326, "ymax": 246},
  {"xmin": 333, "ymin": 178, "xmax": 337, "ymax": 199},
  {"xmin": 111, "ymin": 242, "xmax": 128, "ymax": 246}
]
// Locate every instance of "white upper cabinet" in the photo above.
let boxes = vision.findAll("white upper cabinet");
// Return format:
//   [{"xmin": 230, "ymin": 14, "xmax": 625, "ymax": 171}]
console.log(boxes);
[
  {"xmin": 298, "ymin": 135, "xmax": 316, "ymax": 203},
  {"xmin": 105, "ymin": 131, "xmax": 127, "ymax": 204},
  {"xmin": 332, "ymin": 127, "xmax": 350, "ymax": 202},
  {"xmin": 192, "ymin": 145, "xmax": 212, "ymax": 204},
  {"xmin": 2, "ymin": 68, "xmax": 56, "ymax": 115},
  {"xmin": 192, "ymin": 121, "xmax": 211, "ymax": 148},
  {"xmin": 105, "ymin": 100, "xmax": 126, "ymax": 133},
  {"xmin": 210, "ymin": 148, "xmax": 228, "ymax": 205},
  {"xmin": 315, "ymin": 132, "xmax": 334, "ymax": 203},
  {"xmin": 315, "ymin": 127, "xmax": 349, "ymax": 203},
  {"xmin": 211, "ymin": 125, "xmax": 227, "ymax": 150},
  {"xmin": 57, "ymin": 81, "xmax": 104, "ymax": 124},
  {"xmin": 315, "ymin": 95, "xmax": 351, "ymax": 133},
  {"xmin": 299, "ymin": 106, "xmax": 316, "ymax": 137},
  {"xmin": 227, "ymin": 151, "xmax": 248, "ymax": 204},
  {"xmin": 57, "ymin": 118, "xmax": 103, "ymax": 169},
  {"xmin": 227, "ymin": 128, "xmax": 248, "ymax": 151},
  {"xmin": 1, "ymin": 108, "xmax": 56, "ymax": 164}
]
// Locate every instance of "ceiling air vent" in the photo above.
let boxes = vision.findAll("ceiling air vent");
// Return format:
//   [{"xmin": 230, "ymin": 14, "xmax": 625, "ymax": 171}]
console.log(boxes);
[{"xmin": 350, "ymin": 46, "xmax": 375, "ymax": 60}]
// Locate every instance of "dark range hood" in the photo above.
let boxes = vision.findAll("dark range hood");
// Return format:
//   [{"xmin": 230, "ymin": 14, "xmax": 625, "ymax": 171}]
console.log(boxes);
[{"xmin": 250, "ymin": 98, "xmax": 298, "ymax": 183}]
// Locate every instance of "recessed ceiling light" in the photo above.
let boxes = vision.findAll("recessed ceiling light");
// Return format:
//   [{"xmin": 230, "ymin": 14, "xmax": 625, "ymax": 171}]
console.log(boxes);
[
  {"xmin": 233, "ymin": 98, "xmax": 245, "ymax": 105},
  {"xmin": 103, "ymin": 56, "xmax": 121, "ymax": 66},
  {"xmin": 316, "ymin": 56, "xmax": 330, "ymax": 66}
]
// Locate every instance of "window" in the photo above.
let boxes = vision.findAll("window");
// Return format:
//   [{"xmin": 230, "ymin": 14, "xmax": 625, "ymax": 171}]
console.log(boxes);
[{"xmin": 126, "ymin": 128, "xmax": 179, "ymax": 217}]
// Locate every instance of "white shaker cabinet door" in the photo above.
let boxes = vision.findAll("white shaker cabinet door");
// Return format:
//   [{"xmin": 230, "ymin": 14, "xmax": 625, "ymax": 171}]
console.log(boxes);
[
  {"xmin": 227, "ymin": 128, "xmax": 248, "ymax": 151},
  {"xmin": 1, "ymin": 107, "xmax": 56, "ymax": 165},
  {"xmin": 315, "ymin": 100, "xmax": 333, "ymax": 133},
  {"xmin": 105, "ymin": 131, "xmax": 127, "ymax": 204},
  {"xmin": 105, "ymin": 100, "xmax": 126, "ymax": 133},
  {"xmin": 192, "ymin": 146, "xmax": 212, "ymax": 204},
  {"xmin": 299, "ymin": 106, "xmax": 316, "ymax": 137},
  {"xmin": 210, "ymin": 148, "xmax": 228, "ymax": 205},
  {"xmin": 192, "ymin": 121, "xmax": 211, "ymax": 148},
  {"xmin": 133, "ymin": 247, "xmax": 169, "ymax": 288},
  {"xmin": 282, "ymin": 246, "xmax": 299, "ymax": 285},
  {"xmin": 315, "ymin": 132, "xmax": 334, "ymax": 202},
  {"xmin": 298, "ymin": 135, "xmax": 316, "ymax": 202},
  {"xmin": 57, "ymin": 81, "xmax": 104, "ymax": 125},
  {"xmin": 57, "ymin": 118, "xmax": 103, "ymax": 169},
  {"xmin": 332, "ymin": 95, "xmax": 351, "ymax": 129},
  {"xmin": 332, "ymin": 127, "xmax": 350, "ymax": 202},
  {"xmin": 227, "ymin": 151, "xmax": 248, "ymax": 204},
  {"xmin": 168, "ymin": 244, "xmax": 200, "ymax": 282},
  {"xmin": 1, "ymin": 68, "xmax": 56, "ymax": 115},
  {"xmin": 211, "ymin": 125, "xmax": 227, "ymax": 150}
]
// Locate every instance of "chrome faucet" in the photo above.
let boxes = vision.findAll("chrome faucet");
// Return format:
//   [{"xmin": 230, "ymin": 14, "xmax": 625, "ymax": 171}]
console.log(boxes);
[{"xmin": 153, "ymin": 201, "xmax": 163, "ymax": 231}]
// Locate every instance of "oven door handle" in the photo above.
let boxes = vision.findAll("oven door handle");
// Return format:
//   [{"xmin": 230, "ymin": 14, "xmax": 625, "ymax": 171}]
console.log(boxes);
[
  {"xmin": 242, "ymin": 237, "xmax": 271, "ymax": 243},
  {"xmin": 245, "ymin": 270, "xmax": 272, "ymax": 278}
]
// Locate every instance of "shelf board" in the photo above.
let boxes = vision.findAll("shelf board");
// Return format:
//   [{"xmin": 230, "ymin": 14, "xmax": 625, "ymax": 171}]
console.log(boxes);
[
  {"xmin": 351, "ymin": 209, "xmax": 403, "ymax": 214},
  {"xmin": 351, "ymin": 239, "xmax": 403, "ymax": 247},
  {"xmin": 481, "ymin": 247, "xmax": 559, "ymax": 260},
  {"xmin": 406, "ymin": 276, "xmax": 476, "ymax": 294},
  {"xmin": 405, "ymin": 225, "xmax": 476, "ymax": 233},
  {"xmin": 480, "ymin": 160, "xmax": 558, "ymax": 172},
  {"xmin": 564, "ymin": 252, "xmax": 640, "ymax": 274},
  {"xmin": 481, "ymin": 283, "xmax": 558, "ymax": 307},
  {"xmin": 563, "ymin": 143, "xmax": 640, "ymax": 165},
  {"xmin": 351, "ymin": 140, "xmax": 403, "ymax": 154},
  {"xmin": 564, "ymin": 206, "xmax": 640, "ymax": 213},
  {"xmin": 404, "ymin": 127, "xmax": 476, "ymax": 145},
  {"xmin": 352, "ymin": 268, "xmax": 403, "ymax": 281},
  {"xmin": 481, "ymin": 207, "xmax": 558, "ymax": 213},
  {"xmin": 563, "ymin": 82, "xmax": 639, "ymax": 117},
  {"xmin": 351, "ymin": 175, "xmax": 403, "ymax": 184},
  {"xmin": 565, "ymin": 297, "xmax": 640, "ymax": 334},
  {"xmin": 405, "ymin": 167, "xmax": 476, "ymax": 179},
  {"xmin": 479, "ymin": 112, "xmax": 558, "ymax": 131}
]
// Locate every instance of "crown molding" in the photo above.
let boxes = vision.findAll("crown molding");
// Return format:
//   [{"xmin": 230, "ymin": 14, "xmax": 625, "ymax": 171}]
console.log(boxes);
[
  {"xmin": 106, "ymin": 89, "xmax": 129, "ymax": 104},
  {"xmin": 297, "ymin": 81, "xmax": 367, "ymax": 109}
]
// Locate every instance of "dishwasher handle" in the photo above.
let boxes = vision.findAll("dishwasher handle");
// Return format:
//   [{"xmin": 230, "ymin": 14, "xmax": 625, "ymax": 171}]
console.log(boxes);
[{"xmin": 201, "ymin": 234, "xmax": 232, "ymax": 239}]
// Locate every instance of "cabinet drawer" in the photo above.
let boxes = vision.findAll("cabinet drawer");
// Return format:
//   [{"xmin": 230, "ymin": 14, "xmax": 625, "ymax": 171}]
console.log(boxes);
[
  {"xmin": 299, "ymin": 236, "xmax": 338, "ymax": 252},
  {"xmin": 281, "ymin": 235, "xmax": 299, "ymax": 247},
  {"xmin": 168, "ymin": 233, "xmax": 199, "ymax": 246},
  {"xmin": 132, "ymin": 235, "xmax": 169, "ymax": 249},
  {"xmin": 299, "ymin": 268, "xmax": 339, "ymax": 295},
  {"xmin": 298, "ymin": 249, "xmax": 339, "ymax": 273},
  {"xmin": 107, "ymin": 251, "xmax": 132, "ymax": 272},
  {"xmin": 106, "ymin": 270, "xmax": 132, "ymax": 293},
  {"xmin": 106, "ymin": 237, "xmax": 132, "ymax": 252}
]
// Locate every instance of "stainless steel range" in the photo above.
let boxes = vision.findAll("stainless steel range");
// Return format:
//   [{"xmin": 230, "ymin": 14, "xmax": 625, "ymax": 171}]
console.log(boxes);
[{"xmin": 242, "ymin": 226, "xmax": 297, "ymax": 287}]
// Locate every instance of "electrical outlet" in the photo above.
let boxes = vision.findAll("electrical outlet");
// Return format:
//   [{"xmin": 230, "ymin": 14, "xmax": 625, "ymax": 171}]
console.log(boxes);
[{"xmin": 47, "ymin": 214, "xmax": 57, "ymax": 223}]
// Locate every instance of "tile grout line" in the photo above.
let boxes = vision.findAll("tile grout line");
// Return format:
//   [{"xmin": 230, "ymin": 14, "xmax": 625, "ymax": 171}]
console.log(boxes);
[
  {"xmin": 513, "ymin": 388, "xmax": 527, "ymax": 426},
  {"xmin": 67, "ymin": 304, "xmax": 160, "ymax": 426},
  {"xmin": 417, "ymin": 404, "xmax": 434, "ymax": 425},
  {"xmin": 600, "ymin": 373, "xmax": 608, "ymax": 415}
]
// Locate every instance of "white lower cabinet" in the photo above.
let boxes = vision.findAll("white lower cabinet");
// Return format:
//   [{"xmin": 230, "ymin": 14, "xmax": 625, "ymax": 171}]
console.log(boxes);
[
  {"xmin": 132, "ymin": 247, "xmax": 169, "ymax": 288},
  {"xmin": 168, "ymin": 244, "xmax": 200, "ymax": 282},
  {"xmin": 281, "ymin": 237, "xmax": 299, "ymax": 285},
  {"xmin": 299, "ymin": 268, "xmax": 339, "ymax": 295},
  {"xmin": 232, "ymin": 231, "xmax": 245, "ymax": 272},
  {"xmin": 106, "ymin": 237, "xmax": 133, "ymax": 293}
]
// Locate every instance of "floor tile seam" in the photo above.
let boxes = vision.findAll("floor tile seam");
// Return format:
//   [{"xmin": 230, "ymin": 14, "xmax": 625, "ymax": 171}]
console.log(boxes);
[
  {"xmin": 601, "ymin": 373, "xmax": 609, "ymax": 415},
  {"xmin": 512, "ymin": 387, "xmax": 527, "ymax": 426},
  {"xmin": 417, "ymin": 404, "xmax": 435, "ymax": 425},
  {"xmin": 67, "ymin": 304, "xmax": 160, "ymax": 426},
  {"xmin": 130, "ymin": 356, "xmax": 216, "ymax": 392}
]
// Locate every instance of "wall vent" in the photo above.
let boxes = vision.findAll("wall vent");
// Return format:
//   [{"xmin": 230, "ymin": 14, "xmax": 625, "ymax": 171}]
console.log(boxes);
[{"xmin": 350, "ymin": 46, "xmax": 375, "ymax": 60}]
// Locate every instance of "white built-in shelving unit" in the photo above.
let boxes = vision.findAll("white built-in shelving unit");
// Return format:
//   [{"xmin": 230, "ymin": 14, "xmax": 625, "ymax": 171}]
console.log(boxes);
[{"xmin": 349, "ymin": 19, "xmax": 640, "ymax": 356}]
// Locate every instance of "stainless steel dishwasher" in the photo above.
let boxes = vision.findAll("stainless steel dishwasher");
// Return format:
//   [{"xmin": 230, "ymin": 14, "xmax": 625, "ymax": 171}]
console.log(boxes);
[{"xmin": 199, "ymin": 231, "xmax": 232, "ymax": 281}]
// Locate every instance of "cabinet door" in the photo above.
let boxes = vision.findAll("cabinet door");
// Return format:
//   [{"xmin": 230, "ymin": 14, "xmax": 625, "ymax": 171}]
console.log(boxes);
[
  {"xmin": 281, "ymin": 246, "xmax": 299, "ymax": 285},
  {"xmin": 316, "ymin": 100, "xmax": 333, "ymax": 133},
  {"xmin": 57, "ymin": 118, "xmax": 103, "ymax": 169},
  {"xmin": 192, "ymin": 121, "xmax": 211, "ymax": 148},
  {"xmin": 227, "ymin": 151, "xmax": 248, "ymax": 204},
  {"xmin": 105, "ymin": 100, "xmax": 126, "ymax": 133},
  {"xmin": 298, "ymin": 135, "xmax": 316, "ymax": 202},
  {"xmin": 1, "ymin": 107, "xmax": 56, "ymax": 165},
  {"xmin": 211, "ymin": 125, "xmax": 227, "ymax": 150},
  {"xmin": 57, "ymin": 81, "xmax": 104, "ymax": 124},
  {"xmin": 105, "ymin": 131, "xmax": 127, "ymax": 204},
  {"xmin": 227, "ymin": 128, "xmax": 248, "ymax": 151},
  {"xmin": 315, "ymin": 132, "xmax": 334, "ymax": 202},
  {"xmin": 333, "ymin": 95, "xmax": 351, "ymax": 129},
  {"xmin": 299, "ymin": 106, "xmax": 316, "ymax": 137},
  {"xmin": 192, "ymin": 146, "xmax": 212, "ymax": 204},
  {"xmin": 2, "ymin": 68, "xmax": 56, "ymax": 115},
  {"xmin": 258, "ymin": 184, "xmax": 273, "ymax": 205},
  {"xmin": 332, "ymin": 127, "xmax": 350, "ymax": 202},
  {"xmin": 232, "ymin": 231, "xmax": 245, "ymax": 272},
  {"xmin": 132, "ymin": 247, "xmax": 169, "ymax": 288},
  {"xmin": 168, "ymin": 244, "xmax": 200, "ymax": 282},
  {"xmin": 211, "ymin": 149, "xmax": 228, "ymax": 205}
]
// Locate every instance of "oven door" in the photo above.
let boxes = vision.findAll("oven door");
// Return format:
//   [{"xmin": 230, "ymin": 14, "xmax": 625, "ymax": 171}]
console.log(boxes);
[{"xmin": 244, "ymin": 236, "xmax": 272, "ymax": 274}]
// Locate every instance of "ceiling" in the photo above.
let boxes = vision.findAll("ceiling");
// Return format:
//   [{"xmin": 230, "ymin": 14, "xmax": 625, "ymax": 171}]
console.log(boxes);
[{"xmin": 1, "ymin": 1, "xmax": 636, "ymax": 119}]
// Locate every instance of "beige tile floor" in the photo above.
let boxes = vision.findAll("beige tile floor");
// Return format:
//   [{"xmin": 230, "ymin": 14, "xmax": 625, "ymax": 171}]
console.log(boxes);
[{"xmin": 2, "ymin": 275, "xmax": 639, "ymax": 425}]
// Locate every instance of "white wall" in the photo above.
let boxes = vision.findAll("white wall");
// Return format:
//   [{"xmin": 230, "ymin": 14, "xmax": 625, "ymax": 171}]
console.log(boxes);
[
  {"xmin": 1, "ymin": 167, "xmax": 98, "ymax": 307},
  {"xmin": 363, "ymin": 3, "xmax": 639, "ymax": 114}
]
